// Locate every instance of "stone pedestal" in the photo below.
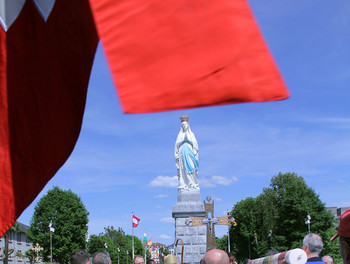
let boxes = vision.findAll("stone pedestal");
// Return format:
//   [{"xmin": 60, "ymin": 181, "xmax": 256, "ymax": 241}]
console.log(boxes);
[{"xmin": 172, "ymin": 189, "xmax": 206, "ymax": 264}]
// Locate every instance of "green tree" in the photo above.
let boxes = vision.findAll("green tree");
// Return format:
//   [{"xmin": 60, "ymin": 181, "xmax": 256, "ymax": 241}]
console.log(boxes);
[
  {"xmin": 229, "ymin": 172, "xmax": 335, "ymax": 261},
  {"xmin": 230, "ymin": 197, "xmax": 261, "ymax": 260},
  {"xmin": 27, "ymin": 186, "xmax": 89, "ymax": 264},
  {"xmin": 25, "ymin": 249, "xmax": 37, "ymax": 264},
  {"xmin": 265, "ymin": 173, "xmax": 333, "ymax": 251},
  {"xmin": 216, "ymin": 235, "xmax": 229, "ymax": 252},
  {"xmin": 322, "ymin": 226, "xmax": 341, "ymax": 263},
  {"xmin": 88, "ymin": 235, "xmax": 108, "ymax": 255},
  {"xmin": 87, "ymin": 227, "xmax": 145, "ymax": 264}
]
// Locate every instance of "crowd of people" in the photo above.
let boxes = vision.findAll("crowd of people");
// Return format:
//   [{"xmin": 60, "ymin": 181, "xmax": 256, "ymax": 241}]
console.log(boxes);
[{"xmin": 69, "ymin": 209, "xmax": 350, "ymax": 264}]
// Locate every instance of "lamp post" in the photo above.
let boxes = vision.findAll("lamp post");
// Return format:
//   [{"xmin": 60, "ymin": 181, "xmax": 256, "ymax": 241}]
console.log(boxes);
[
  {"xmin": 126, "ymin": 250, "xmax": 129, "ymax": 264},
  {"xmin": 227, "ymin": 209, "xmax": 230, "ymax": 252},
  {"xmin": 117, "ymin": 247, "xmax": 120, "ymax": 264},
  {"xmin": 268, "ymin": 229, "xmax": 272, "ymax": 248},
  {"xmin": 85, "ymin": 232, "xmax": 90, "ymax": 251},
  {"xmin": 305, "ymin": 215, "xmax": 311, "ymax": 233},
  {"xmin": 48, "ymin": 220, "xmax": 55, "ymax": 263}
]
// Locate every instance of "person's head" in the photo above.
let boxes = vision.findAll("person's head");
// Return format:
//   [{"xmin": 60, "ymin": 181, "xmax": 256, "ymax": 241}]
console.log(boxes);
[
  {"xmin": 302, "ymin": 233, "xmax": 324, "ymax": 258},
  {"xmin": 92, "ymin": 252, "xmax": 111, "ymax": 264},
  {"xmin": 265, "ymin": 248, "xmax": 278, "ymax": 257},
  {"xmin": 146, "ymin": 259, "xmax": 156, "ymax": 264},
  {"xmin": 164, "ymin": 254, "xmax": 177, "ymax": 264},
  {"xmin": 133, "ymin": 255, "xmax": 145, "ymax": 264},
  {"xmin": 322, "ymin": 255, "xmax": 333, "ymax": 264},
  {"xmin": 71, "ymin": 249, "xmax": 90, "ymax": 264},
  {"xmin": 331, "ymin": 209, "xmax": 350, "ymax": 264},
  {"xmin": 202, "ymin": 249, "xmax": 230, "ymax": 264},
  {"xmin": 227, "ymin": 252, "xmax": 236, "ymax": 263}
]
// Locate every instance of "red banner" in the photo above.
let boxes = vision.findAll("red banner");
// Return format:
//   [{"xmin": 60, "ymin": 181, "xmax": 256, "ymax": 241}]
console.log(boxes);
[{"xmin": 89, "ymin": 0, "xmax": 289, "ymax": 113}]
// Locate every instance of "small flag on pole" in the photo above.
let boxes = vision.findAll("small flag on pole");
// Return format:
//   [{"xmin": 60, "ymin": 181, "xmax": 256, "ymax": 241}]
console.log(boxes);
[
  {"xmin": 132, "ymin": 214, "xmax": 140, "ymax": 228},
  {"xmin": 228, "ymin": 216, "xmax": 237, "ymax": 226},
  {"xmin": 147, "ymin": 238, "xmax": 153, "ymax": 246},
  {"xmin": 143, "ymin": 230, "xmax": 147, "ymax": 243}
]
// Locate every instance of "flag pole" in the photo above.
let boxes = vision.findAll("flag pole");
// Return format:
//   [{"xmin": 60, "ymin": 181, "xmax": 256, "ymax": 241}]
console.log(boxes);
[
  {"xmin": 132, "ymin": 213, "xmax": 134, "ymax": 260},
  {"xmin": 227, "ymin": 209, "xmax": 230, "ymax": 253}
]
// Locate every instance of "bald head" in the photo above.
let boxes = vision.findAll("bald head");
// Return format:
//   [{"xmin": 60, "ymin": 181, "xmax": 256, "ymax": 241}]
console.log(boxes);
[
  {"xmin": 322, "ymin": 255, "xmax": 333, "ymax": 264},
  {"xmin": 202, "ymin": 249, "xmax": 230, "ymax": 264}
]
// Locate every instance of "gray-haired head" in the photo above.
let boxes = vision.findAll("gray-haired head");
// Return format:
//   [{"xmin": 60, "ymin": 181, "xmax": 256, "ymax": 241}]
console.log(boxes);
[
  {"xmin": 303, "ymin": 233, "xmax": 324, "ymax": 255},
  {"xmin": 71, "ymin": 249, "xmax": 90, "ymax": 264},
  {"xmin": 92, "ymin": 251, "xmax": 111, "ymax": 264}
]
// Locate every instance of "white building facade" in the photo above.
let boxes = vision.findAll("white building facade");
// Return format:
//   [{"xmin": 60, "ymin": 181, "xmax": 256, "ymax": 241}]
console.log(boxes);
[{"xmin": 0, "ymin": 222, "xmax": 33, "ymax": 264}]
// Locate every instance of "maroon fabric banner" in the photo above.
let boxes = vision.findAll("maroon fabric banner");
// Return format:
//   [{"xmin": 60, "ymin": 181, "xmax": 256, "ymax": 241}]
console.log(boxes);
[{"xmin": 0, "ymin": 0, "xmax": 98, "ymax": 237}]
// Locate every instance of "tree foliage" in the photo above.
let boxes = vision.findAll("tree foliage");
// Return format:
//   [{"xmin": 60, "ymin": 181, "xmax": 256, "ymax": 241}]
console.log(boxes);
[
  {"xmin": 87, "ymin": 226, "xmax": 145, "ymax": 264},
  {"xmin": 229, "ymin": 172, "xmax": 338, "ymax": 262},
  {"xmin": 216, "ymin": 235, "xmax": 229, "ymax": 252},
  {"xmin": 25, "ymin": 249, "xmax": 37, "ymax": 264},
  {"xmin": 27, "ymin": 186, "xmax": 89, "ymax": 264}
]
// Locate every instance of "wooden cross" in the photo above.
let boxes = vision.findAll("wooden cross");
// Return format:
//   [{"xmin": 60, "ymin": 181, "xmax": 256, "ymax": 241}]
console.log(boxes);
[
  {"xmin": 31, "ymin": 243, "xmax": 43, "ymax": 263},
  {"xmin": 186, "ymin": 196, "xmax": 230, "ymax": 251}
]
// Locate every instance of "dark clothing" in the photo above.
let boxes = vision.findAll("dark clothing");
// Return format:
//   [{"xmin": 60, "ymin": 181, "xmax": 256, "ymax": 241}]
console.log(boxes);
[{"xmin": 306, "ymin": 257, "xmax": 326, "ymax": 263}]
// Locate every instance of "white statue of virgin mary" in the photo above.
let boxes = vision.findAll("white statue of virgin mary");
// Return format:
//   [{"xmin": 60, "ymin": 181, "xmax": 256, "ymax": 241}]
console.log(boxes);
[{"xmin": 175, "ymin": 115, "xmax": 199, "ymax": 190}]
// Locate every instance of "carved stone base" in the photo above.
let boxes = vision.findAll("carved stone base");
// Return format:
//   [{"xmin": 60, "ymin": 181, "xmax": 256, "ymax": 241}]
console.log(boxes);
[{"xmin": 172, "ymin": 189, "xmax": 206, "ymax": 264}]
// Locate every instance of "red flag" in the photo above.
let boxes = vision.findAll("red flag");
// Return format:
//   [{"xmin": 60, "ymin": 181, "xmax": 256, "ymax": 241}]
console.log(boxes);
[
  {"xmin": 89, "ymin": 0, "xmax": 289, "ymax": 113},
  {"xmin": 0, "ymin": 0, "xmax": 98, "ymax": 237},
  {"xmin": 132, "ymin": 214, "xmax": 140, "ymax": 228}
]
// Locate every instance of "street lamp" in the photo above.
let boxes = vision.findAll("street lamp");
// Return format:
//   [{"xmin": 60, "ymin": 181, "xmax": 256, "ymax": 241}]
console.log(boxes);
[
  {"xmin": 48, "ymin": 220, "xmax": 55, "ymax": 263},
  {"xmin": 126, "ymin": 250, "xmax": 129, "ymax": 264},
  {"xmin": 85, "ymin": 232, "xmax": 90, "ymax": 251},
  {"xmin": 305, "ymin": 215, "xmax": 311, "ymax": 233},
  {"xmin": 117, "ymin": 247, "xmax": 120, "ymax": 264}
]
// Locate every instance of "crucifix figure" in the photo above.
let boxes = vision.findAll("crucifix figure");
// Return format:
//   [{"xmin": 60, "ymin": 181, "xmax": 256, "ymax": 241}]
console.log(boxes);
[
  {"xmin": 32, "ymin": 243, "xmax": 43, "ymax": 263},
  {"xmin": 186, "ymin": 196, "xmax": 230, "ymax": 250}
]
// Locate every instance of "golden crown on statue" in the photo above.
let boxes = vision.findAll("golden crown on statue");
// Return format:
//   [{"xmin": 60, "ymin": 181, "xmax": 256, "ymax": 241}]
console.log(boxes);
[{"xmin": 180, "ymin": 115, "xmax": 189, "ymax": 122}]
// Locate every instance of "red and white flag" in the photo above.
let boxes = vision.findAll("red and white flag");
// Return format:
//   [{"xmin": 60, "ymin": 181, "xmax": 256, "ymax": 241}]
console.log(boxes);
[{"xmin": 132, "ymin": 214, "xmax": 140, "ymax": 228}]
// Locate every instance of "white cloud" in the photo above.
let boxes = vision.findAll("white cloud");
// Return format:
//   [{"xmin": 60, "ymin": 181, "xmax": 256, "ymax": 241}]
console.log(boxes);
[
  {"xmin": 160, "ymin": 217, "xmax": 174, "ymax": 223},
  {"xmin": 159, "ymin": 234, "xmax": 172, "ymax": 240},
  {"xmin": 198, "ymin": 175, "xmax": 238, "ymax": 188},
  {"xmin": 155, "ymin": 205, "xmax": 163, "ymax": 209},
  {"xmin": 149, "ymin": 176, "xmax": 178, "ymax": 188},
  {"xmin": 199, "ymin": 178, "xmax": 216, "ymax": 188},
  {"xmin": 155, "ymin": 194, "xmax": 168, "ymax": 198}
]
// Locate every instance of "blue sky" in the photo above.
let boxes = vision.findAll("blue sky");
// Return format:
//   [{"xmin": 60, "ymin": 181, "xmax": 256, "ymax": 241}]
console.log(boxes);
[{"xmin": 18, "ymin": 0, "xmax": 350, "ymax": 245}]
